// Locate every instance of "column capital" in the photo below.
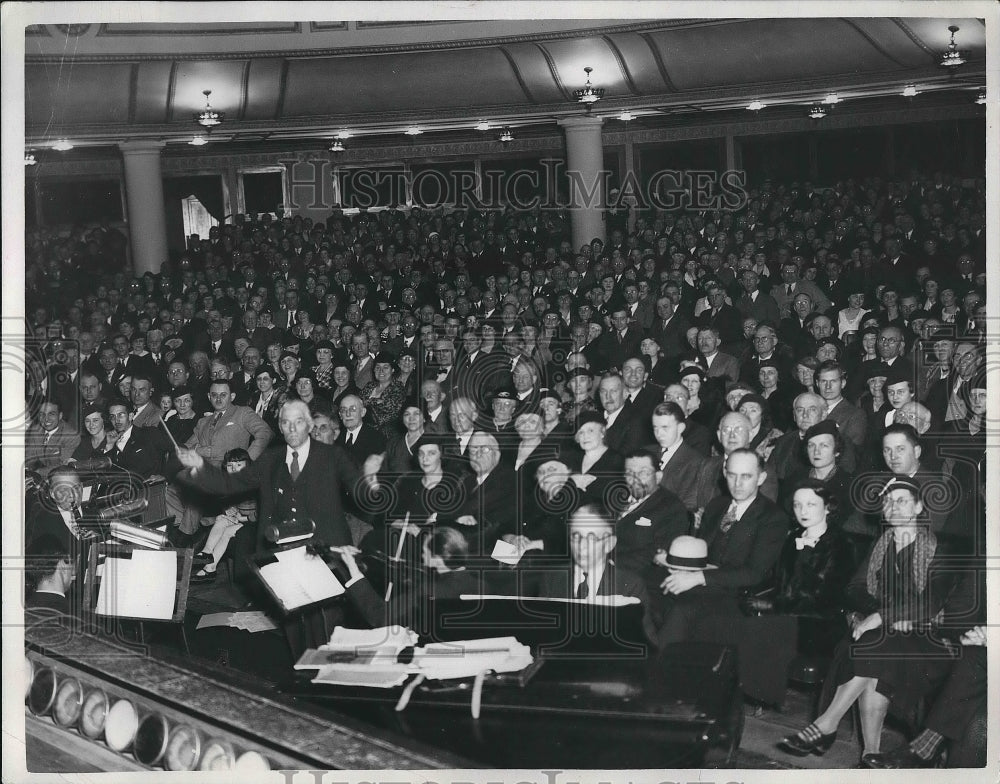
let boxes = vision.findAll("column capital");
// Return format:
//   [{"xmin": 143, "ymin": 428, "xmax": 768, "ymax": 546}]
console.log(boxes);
[
  {"xmin": 557, "ymin": 115, "xmax": 604, "ymax": 132},
  {"xmin": 118, "ymin": 140, "xmax": 166, "ymax": 155}
]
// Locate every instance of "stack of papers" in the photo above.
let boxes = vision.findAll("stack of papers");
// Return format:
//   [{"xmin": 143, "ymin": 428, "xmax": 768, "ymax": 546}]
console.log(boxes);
[
  {"xmin": 416, "ymin": 636, "xmax": 533, "ymax": 681},
  {"xmin": 297, "ymin": 626, "xmax": 420, "ymax": 688},
  {"xmin": 195, "ymin": 610, "xmax": 279, "ymax": 633}
]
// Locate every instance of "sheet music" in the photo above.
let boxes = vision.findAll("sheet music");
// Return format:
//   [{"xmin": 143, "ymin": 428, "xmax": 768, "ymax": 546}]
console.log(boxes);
[
  {"xmin": 94, "ymin": 550, "xmax": 177, "ymax": 619},
  {"xmin": 257, "ymin": 546, "xmax": 344, "ymax": 611}
]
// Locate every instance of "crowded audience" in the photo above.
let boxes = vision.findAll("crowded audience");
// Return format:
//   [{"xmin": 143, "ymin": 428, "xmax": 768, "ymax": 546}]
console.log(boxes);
[{"xmin": 23, "ymin": 168, "xmax": 988, "ymax": 766}]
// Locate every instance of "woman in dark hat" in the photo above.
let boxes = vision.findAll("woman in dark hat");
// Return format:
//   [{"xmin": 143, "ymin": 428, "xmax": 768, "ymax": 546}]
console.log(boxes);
[
  {"xmin": 164, "ymin": 385, "xmax": 200, "ymax": 445},
  {"xmin": 396, "ymin": 347, "xmax": 420, "ymax": 400},
  {"xmin": 360, "ymin": 351, "xmax": 406, "ymax": 439},
  {"xmin": 291, "ymin": 368, "xmax": 329, "ymax": 408},
  {"xmin": 360, "ymin": 431, "xmax": 465, "ymax": 563},
  {"xmin": 738, "ymin": 393, "xmax": 783, "ymax": 462},
  {"xmin": 678, "ymin": 363, "xmax": 723, "ymax": 431},
  {"xmin": 384, "ymin": 399, "xmax": 426, "ymax": 475},
  {"xmin": 249, "ymin": 365, "xmax": 284, "ymax": 433},
  {"xmin": 278, "ymin": 350, "xmax": 301, "ymax": 390},
  {"xmin": 562, "ymin": 367, "xmax": 598, "ymax": 422},
  {"xmin": 740, "ymin": 479, "xmax": 855, "ymax": 707},
  {"xmin": 311, "ymin": 339, "xmax": 338, "ymax": 391},
  {"xmin": 563, "ymin": 410, "xmax": 625, "ymax": 505}
]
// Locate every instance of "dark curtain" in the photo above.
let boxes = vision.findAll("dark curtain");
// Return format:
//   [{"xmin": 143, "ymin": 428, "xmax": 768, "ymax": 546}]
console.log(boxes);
[{"xmin": 163, "ymin": 175, "xmax": 225, "ymax": 258}]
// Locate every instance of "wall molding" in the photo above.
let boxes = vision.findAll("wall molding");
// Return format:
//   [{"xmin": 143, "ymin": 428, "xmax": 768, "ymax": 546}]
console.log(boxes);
[{"xmin": 24, "ymin": 104, "xmax": 984, "ymax": 179}]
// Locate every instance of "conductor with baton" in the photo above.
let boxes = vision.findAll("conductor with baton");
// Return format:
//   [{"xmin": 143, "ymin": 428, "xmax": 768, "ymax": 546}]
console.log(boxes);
[{"xmin": 175, "ymin": 398, "xmax": 382, "ymax": 655}]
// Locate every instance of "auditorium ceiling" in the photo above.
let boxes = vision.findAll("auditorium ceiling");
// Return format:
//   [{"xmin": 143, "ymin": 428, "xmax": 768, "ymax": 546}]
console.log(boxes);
[{"xmin": 23, "ymin": 17, "xmax": 987, "ymax": 150}]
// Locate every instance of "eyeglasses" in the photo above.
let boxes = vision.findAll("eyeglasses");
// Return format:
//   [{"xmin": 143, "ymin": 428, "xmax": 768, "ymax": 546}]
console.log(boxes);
[
  {"xmin": 339, "ymin": 405, "xmax": 360, "ymax": 414},
  {"xmin": 878, "ymin": 337, "xmax": 900, "ymax": 344}
]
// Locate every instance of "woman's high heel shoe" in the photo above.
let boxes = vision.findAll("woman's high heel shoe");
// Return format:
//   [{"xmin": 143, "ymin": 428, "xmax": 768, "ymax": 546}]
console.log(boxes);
[{"xmin": 777, "ymin": 723, "xmax": 837, "ymax": 756}]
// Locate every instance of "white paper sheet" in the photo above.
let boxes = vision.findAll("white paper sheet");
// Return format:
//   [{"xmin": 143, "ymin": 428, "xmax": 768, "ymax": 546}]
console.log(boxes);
[
  {"xmin": 490, "ymin": 539, "xmax": 524, "ymax": 566},
  {"xmin": 94, "ymin": 550, "xmax": 177, "ymax": 620},
  {"xmin": 256, "ymin": 546, "xmax": 344, "ymax": 611}
]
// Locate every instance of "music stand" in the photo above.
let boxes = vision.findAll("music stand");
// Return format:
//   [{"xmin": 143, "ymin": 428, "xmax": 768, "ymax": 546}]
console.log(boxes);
[{"xmin": 84, "ymin": 542, "xmax": 194, "ymax": 653}]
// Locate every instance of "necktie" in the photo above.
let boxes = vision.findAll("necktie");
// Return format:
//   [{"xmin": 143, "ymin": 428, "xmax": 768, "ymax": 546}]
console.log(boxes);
[
  {"xmin": 69, "ymin": 506, "xmax": 84, "ymax": 537},
  {"xmin": 290, "ymin": 450, "xmax": 301, "ymax": 481},
  {"xmin": 795, "ymin": 537, "xmax": 819, "ymax": 550},
  {"xmin": 575, "ymin": 572, "xmax": 589, "ymax": 600},
  {"xmin": 347, "ymin": 431, "xmax": 355, "ymax": 445},
  {"xmin": 786, "ymin": 284, "xmax": 793, "ymax": 296},
  {"xmin": 210, "ymin": 411, "xmax": 222, "ymax": 434},
  {"xmin": 660, "ymin": 450, "xmax": 670, "ymax": 470},
  {"xmin": 719, "ymin": 502, "xmax": 738, "ymax": 533},
  {"xmin": 618, "ymin": 331, "xmax": 625, "ymax": 343}
]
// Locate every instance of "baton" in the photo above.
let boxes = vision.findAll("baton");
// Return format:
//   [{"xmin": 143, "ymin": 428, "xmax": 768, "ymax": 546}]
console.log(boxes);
[
  {"xmin": 158, "ymin": 416, "xmax": 182, "ymax": 452},
  {"xmin": 384, "ymin": 512, "xmax": 410, "ymax": 602}
]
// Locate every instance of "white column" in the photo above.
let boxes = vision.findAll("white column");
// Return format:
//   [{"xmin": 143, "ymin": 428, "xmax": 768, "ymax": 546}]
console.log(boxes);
[
  {"xmin": 119, "ymin": 141, "xmax": 169, "ymax": 276},
  {"xmin": 558, "ymin": 116, "xmax": 606, "ymax": 251}
]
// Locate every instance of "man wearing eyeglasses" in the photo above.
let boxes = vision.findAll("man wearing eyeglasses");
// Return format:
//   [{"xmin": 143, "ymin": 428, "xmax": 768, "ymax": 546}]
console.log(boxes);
[
  {"xmin": 454, "ymin": 431, "xmax": 517, "ymax": 554},
  {"xmin": 876, "ymin": 325, "xmax": 913, "ymax": 378},
  {"xmin": 739, "ymin": 324, "xmax": 795, "ymax": 387}
]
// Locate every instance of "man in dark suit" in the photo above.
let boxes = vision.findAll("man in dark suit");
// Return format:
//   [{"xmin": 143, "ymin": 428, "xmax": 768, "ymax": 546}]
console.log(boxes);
[
  {"xmin": 455, "ymin": 431, "xmax": 518, "ymax": 554},
  {"xmin": 662, "ymin": 383, "xmax": 713, "ymax": 457},
  {"xmin": 598, "ymin": 374, "xmax": 646, "ymax": 456},
  {"xmin": 654, "ymin": 448, "xmax": 788, "ymax": 646},
  {"xmin": 614, "ymin": 449, "xmax": 690, "ymax": 575},
  {"xmin": 335, "ymin": 394, "xmax": 387, "ymax": 468},
  {"xmin": 105, "ymin": 399, "xmax": 173, "ymax": 479},
  {"xmin": 601, "ymin": 308, "xmax": 644, "ymax": 370},
  {"xmin": 696, "ymin": 283, "xmax": 743, "ymax": 351},
  {"xmin": 650, "ymin": 296, "xmax": 690, "ymax": 367},
  {"xmin": 621, "ymin": 357, "xmax": 661, "ymax": 442},
  {"xmin": 651, "ymin": 402, "xmax": 706, "ymax": 514},
  {"xmin": 524, "ymin": 502, "xmax": 649, "ymax": 605},
  {"xmin": 25, "ymin": 533, "xmax": 78, "ymax": 615}
]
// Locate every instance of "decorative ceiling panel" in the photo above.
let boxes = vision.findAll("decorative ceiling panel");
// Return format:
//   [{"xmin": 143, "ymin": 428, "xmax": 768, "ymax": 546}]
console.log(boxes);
[
  {"xmin": 281, "ymin": 49, "xmax": 528, "ymax": 116},
  {"xmin": 25, "ymin": 63, "xmax": 133, "ymax": 126}
]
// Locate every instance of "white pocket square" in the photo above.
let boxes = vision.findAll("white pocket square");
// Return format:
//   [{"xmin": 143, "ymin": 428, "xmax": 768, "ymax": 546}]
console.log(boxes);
[
  {"xmin": 278, "ymin": 488, "xmax": 284, "ymax": 494},
  {"xmin": 635, "ymin": 517, "xmax": 652, "ymax": 527},
  {"xmin": 224, "ymin": 421, "xmax": 234, "ymax": 427}
]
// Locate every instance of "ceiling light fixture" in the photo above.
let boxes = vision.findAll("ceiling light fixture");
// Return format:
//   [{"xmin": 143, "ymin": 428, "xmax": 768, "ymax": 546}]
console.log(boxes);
[
  {"xmin": 808, "ymin": 105, "xmax": 827, "ymax": 119},
  {"xmin": 476, "ymin": 121, "xmax": 491, "ymax": 131},
  {"xmin": 901, "ymin": 85, "xmax": 919, "ymax": 98},
  {"xmin": 823, "ymin": 92, "xmax": 840, "ymax": 105},
  {"xmin": 975, "ymin": 89, "xmax": 986, "ymax": 105},
  {"xmin": 618, "ymin": 111, "xmax": 635, "ymax": 121},
  {"xmin": 499, "ymin": 127, "xmax": 514, "ymax": 143},
  {"xmin": 195, "ymin": 90, "xmax": 224, "ymax": 128},
  {"xmin": 941, "ymin": 25, "xmax": 966, "ymax": 68},
  {"xmin": 189, "ymin": 135, "xmax": 208, "ymax": 147},
  {"xmin": 329, "ymin": 140, "xmax": 344, "ymax": 152},
  {"xmin": 335, "ymin": 130, "xmax": 352, "ymax": 140},
  {"xmin": 25, "ymin": 151, "xmax": 37, "ymax": 166},
  {"xmin": 404, "ymin": 127, "xmax": 423, "ymax": 136},
  {"xmin": 52, "ymin": 139, "xmax": 74, "ymax": 151},
  {"xmin": 574, "ymin": 67, "xmax": 604, "ymax": 104},
  {"xmin": 746, "ymin": 100, "xmax": 767, "ymax": 112}
]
